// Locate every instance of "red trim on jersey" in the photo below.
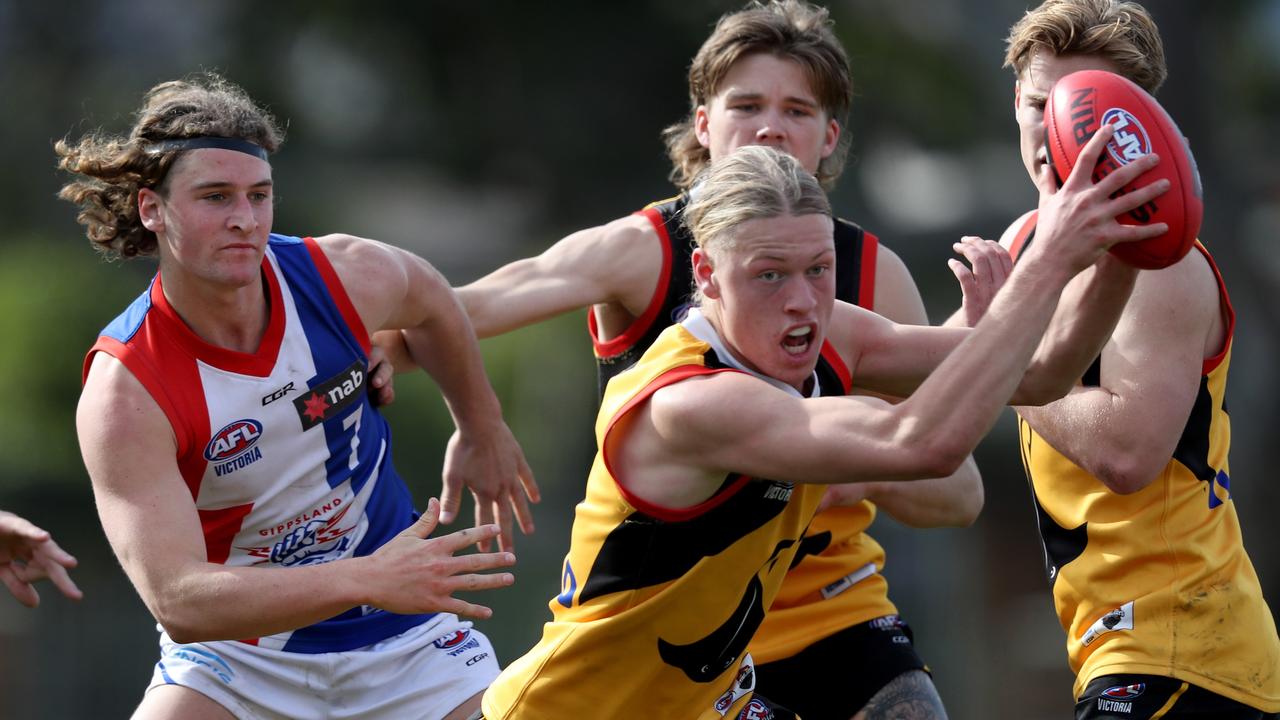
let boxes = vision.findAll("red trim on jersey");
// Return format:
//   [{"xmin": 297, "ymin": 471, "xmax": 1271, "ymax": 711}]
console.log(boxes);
[
  {"xmin": 1196, "ymin": 241, "xmax": 1235, "ymax": 375},
  {"xmin": 859, "ymin": 231, "xmax": 879, "ymax": 310},
  {"xmin": 588, "ymin": 208, "xmax": 673, "ymax": 358},
  {"xmin": 303, "ymin": 237, "xmax": 372, "ymax": 355},
  {"xmin": 134, "ymin": 266, "xmax": 286, "ymax": 378},
  {"xmin": 819, "ymin": 340, "xmax": 852, "ymax": 393},
  {"xmin": 600, "ymin": 364, "xmax": 752, "ymax": 522},
  {"xmin": 199, "ymin": 503, "xmax": 256, "ymax": 564},
  {"xmin": 85, "ymin": 315, "xmax": 212, "ymax": 501},
  {"xmin": 1008, "ymin": 211, "xmax": 1038, "ymax": 262}
]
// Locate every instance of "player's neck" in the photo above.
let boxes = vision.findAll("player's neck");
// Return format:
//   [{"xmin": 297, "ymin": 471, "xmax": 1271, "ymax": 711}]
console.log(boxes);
[{"xmin": 159, "ymin": 265, "xmax": 271, "ymax": 354}]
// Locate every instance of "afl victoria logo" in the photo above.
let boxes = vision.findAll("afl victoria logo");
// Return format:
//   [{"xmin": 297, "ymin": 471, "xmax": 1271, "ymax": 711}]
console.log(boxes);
[
  {"xmin": 1101, "ymin": 107, "xmax": 1151, "ymax": 166},
  {"xmin": 432, "ymin": 630, "xmax": 470, "ymax": 650},
  {"xmin": 204, "ymin": 419, "xmax": 264, "ymax": 462}
]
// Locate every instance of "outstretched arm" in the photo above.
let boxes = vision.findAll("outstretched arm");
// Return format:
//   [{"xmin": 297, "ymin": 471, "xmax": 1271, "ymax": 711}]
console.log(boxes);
[
  {"xmin": 318, "ymin": 234, "xmax": 539, "ymax": 552},
  {"xmin": 79, "ymin": 354, "xmax": 515, "ymax": 644},
  {"xmin": 456, "ymin": 214, "xmax": 662, "ymax": 338},
  {"xmin": 854, "ymin": 248, "xmax": 983, "ymax": 528},
  {"xmin": 0, "ymin": 510, "xmax": 81, "ymax": 607}
]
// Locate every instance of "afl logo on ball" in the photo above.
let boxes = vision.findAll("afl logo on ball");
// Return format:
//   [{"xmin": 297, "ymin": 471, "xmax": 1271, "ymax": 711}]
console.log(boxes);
[
  {"xmin": 204, "ymin": 419, "xmax": 263, "ymax": 462},
  {"xmin": 1101, "ymin": 107, "xmax": 1151, "ymax": 166}
]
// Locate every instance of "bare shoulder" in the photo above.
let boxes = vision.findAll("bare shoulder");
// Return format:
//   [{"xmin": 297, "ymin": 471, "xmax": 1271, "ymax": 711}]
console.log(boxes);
[
  {"xmin": 647, "ymin": 372, "xmax": 778, "ymax": 445},
  {"xmin": 1125, "ymin": 247, "xmax": 1223, "ymax": 348},
  {"xmin": 79, "ymin": 353, "xmax": 175, "ymax": 462}
]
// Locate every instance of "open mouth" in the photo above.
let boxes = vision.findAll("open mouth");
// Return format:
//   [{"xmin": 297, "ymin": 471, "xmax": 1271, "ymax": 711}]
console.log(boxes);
[{"xmin": 782, "ymin": 325, "xmax": 813, "ymax": 356}]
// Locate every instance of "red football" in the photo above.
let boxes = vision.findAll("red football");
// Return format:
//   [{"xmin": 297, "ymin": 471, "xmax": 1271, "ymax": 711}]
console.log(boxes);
[{"xmin": 1044, "ymin": 69, "xmax": 1202, "ymax": 269}]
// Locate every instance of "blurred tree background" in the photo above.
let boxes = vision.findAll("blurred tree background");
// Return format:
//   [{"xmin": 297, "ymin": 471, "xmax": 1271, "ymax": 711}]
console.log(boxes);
[{"xmin": 1, "ymin": 1, "xmax": 1277, "ymax": 717}]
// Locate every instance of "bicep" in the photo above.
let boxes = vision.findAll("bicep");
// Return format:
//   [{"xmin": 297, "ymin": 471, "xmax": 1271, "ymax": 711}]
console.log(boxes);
[
  {"xmin": 1094, "ymin": 272, "xmax": 1209, "ymax": 449},
  {"xmin": 652, "ymin": 375, "xmax": 911, "ymax": 485}
]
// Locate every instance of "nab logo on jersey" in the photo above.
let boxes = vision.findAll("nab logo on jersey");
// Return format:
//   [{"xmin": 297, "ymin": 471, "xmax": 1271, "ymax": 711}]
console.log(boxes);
[
  {"xmin": 294, "ymin": 361, "xmax": 366, "ymax": 430},
  {"xmin": 204, "ymin": 419, "xmax": 264, "ymax": 462}
]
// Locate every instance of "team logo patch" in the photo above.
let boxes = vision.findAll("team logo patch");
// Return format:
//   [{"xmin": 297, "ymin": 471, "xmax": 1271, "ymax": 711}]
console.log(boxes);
[
  {"xmin": 1081, "ymin": 600, "xmax": 1135, "ymax": 646},
  {"xmin": 240, "ymin": 502, "xmax": 357, "ymax": 566},
  {"xmin": 736, "ymin": 699, "xmax": 773, "ymax": 720},
  {"xmin": 1102, "ymin": 683, "xmax": 1146, "ymax": 700},
  {"xmin": 204, "ymin": 419, "xmax": 264, "ymax": 463},
  {"xmin": 294, "ymin": 361, "xmax": 366, "ymax": 430},
  {"xmin": 1101, "ymin": 107, "xmax": 1151, "ymax": 167},
  {"xmin": 432, "ymin": 629, "xmax": 481, "ymax": 656}
]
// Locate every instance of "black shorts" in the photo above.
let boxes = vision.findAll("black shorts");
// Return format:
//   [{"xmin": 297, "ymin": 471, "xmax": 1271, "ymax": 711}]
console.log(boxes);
[
  {"xmin": 1075, "ymin": 674, "xmax": 1277, "ymax": 719},
  {"xmin": 753, "ymin": 614, "xmax": 929, "ymax": 719}
]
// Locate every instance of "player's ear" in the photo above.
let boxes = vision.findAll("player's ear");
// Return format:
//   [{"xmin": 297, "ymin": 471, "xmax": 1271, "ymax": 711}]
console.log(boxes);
[
  {"xmin": 138, "ymin": 188, "xmax": 165, "ymax": 233},
  {"xmin": 692, "ymin": 247, "xmax": 720, "ymax": 300},
  {"xmin": 694, "ymin": 105, "xmax": 712, "ymax": 150},
  {"xmin": 1014, "ymin": 80, "xmax": 1022, "ymax": 113}
]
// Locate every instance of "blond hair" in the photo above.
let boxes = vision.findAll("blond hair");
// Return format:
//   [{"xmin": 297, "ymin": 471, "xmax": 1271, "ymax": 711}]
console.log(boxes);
[
  {"xmin": 1005, "ymin": 0, "xmax": 1167, "ymax": 93},
  {"xmin": 685, "ymin": 145, "xmax": 830, "ymax": 265},
  {"xmin": 663, "ymin": 0, "xmax": 852, "ymax": 191}
]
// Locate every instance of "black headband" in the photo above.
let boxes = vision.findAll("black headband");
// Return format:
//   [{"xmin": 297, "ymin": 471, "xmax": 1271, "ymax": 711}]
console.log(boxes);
[{"xmin": 145, "ymin": 136, "xmax": 269, "ymax": 161}]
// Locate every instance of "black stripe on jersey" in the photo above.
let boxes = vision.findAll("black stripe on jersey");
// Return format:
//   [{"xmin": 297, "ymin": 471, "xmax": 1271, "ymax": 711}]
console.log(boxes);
[
  {"xmin": 1020, "ymin": 417, "xmax": 1088, "ymax": 585},
  {"xmin": 787, "ymin": 530, "xmax": 832, "ymax": 571},
  {"xmin": 578, "ymin": 478, "xmax": 796, "ymax": 605},
  {"xmin": 1172, "ymin": 376, "xmax": 1217, "ymax": 482},
  {"xmin": 658, "ymin": 573, "xmax": 767, "ymax": 682},
  {"xmin": 833, "ymin": 218, "xmax": 867, "ymax": 305}
]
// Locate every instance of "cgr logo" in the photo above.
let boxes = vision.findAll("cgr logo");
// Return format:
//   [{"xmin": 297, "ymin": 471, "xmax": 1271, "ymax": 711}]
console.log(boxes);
[
  {"xmin": 204, "ymin": 419, "xmax": 264, "ymax": 463},
  {"xmin": 1101, "ymin": 108, "xmax": 1151, "ymax": 166}
]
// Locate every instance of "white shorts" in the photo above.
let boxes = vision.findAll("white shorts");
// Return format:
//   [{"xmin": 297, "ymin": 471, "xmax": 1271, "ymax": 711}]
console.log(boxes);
[{"xmin": 145, "ymin": 614, "xmax": 499, "ymax": 720}]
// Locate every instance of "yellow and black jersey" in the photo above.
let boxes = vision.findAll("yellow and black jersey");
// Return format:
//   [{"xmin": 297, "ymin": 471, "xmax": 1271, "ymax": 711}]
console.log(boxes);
[
  {"xmin": 590, "ymin": 194, "xmax": 894, "ymax": 664},
  {"xmin": 1013, "ymin": 221, "xmax": 1280, "ymax": 710},
  {"xmin": 484, "ymin": 316, "xmax": 851, "ymax": 719}
]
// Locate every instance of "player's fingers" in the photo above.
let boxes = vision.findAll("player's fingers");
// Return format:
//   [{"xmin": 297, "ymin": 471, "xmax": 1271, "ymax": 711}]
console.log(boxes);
[
  {"xmin": 495, "ymin": 500, "xmax": 515, "ymax": 554},
  {"xmin": 947, "ymin": 259, "xmax": 974, "ymax": 295},
  {"xmin": 1062, "ymin": 124, "xmax": 1116, "ymax": 190},
  {"xmin": 40, "ymin": 561, "xmax": 83, "ymax": 601},
  {"xmin": 447, "ymin": 571, "xmax": 516, "ymax": 595},
  {"xmin": 1110, "ymin": 221, "xmax": 1170, "ymax": 245},
  {"xmin": 517, "ymin": 455, "xmax": 540, "ymax": 505},
  {"xmin": 438, "ymin": 476, "xmax": 463, "ymax": 525},
  {"xmin": 473, "ymin": 496, "xmax": 496, "ymax": 552},
  {"xmin": 510, "ymin": 490, "xmax": 536, "ymax": 537},
  {"xmin": 448, "ymin": 551, "xmax": 516, "ymax": 575},
  {"xmin": 0, "ymin": 566, "xmax": 39, "ymax": 608},
  {"xmin": 1103, "ymin": 175, "xmax": 1169, "ymax": 218},
  {"xmin": 404, "ymin": 498, "xmax": 441, "ymax": 539},
  {"xmin": 443, "ymin": 599, "xmax": 496, "ymax": 621},
  {"xmin": 0, "ymin": 514, "xmax": 49, "ymax": 543},
  {"xmin": 436, "ymin": 523, "xmax": 501, "ymax": 555}
]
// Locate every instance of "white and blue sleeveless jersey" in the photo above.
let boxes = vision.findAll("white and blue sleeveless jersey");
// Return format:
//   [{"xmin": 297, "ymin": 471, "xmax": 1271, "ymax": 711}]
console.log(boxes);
[{"xmin": 84, "ymin": 233, "xmax": 432, "ymax": 653}]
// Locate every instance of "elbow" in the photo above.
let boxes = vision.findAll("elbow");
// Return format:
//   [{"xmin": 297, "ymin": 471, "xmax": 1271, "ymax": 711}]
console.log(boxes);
[
  {"xmin": 1012, "ymin": 371, "xmax": 1073, "ymax": 407},
  {"xmin": 912, "ymin": 436, "xmax": 972, "ymax": 482},
  {"xmin": 1092, "ymin": 458, "xmax": 1160, "ymax": 495}
]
